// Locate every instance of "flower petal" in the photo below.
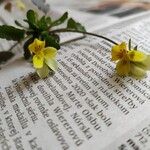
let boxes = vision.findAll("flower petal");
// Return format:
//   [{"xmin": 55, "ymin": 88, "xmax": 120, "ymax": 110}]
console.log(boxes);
[
  {"xmin": 15, "ymin": 0, "xmax": 26, "ymax": 10},
  {"xmin": 45, "ymin": 58, "xmax": 58, "ymax": 71},
  {"xmin": 36, "ymin": 63, "xmax": 50, "ymax": 78},
  {"xmin": 33, "ymin": 55, "xmax": 44, "ymax": 69},
  {"xmin": 43, "ymin": 47, "xmax": 57, "ymax": 60},
  {"xmin": 28, "ymin": 39, "xmax": 45, "ymax": 54},
  {"xmin": 111, "ymin": 42, "xmax": 127, "ymax": 61},
  {"xmin": 116, "ymin": 60, "xmax": 130, "ymax": 76},
  {"xmin": 130, "ymin": 63, "xmax": 146, "ymax": 79},
  {"xmin": 135, "ymin": 55, "xmax": 150, "ymax": 70},
  {"xmin": 128, "ymin": 50, "xmax": 147, "ymax": 62}
]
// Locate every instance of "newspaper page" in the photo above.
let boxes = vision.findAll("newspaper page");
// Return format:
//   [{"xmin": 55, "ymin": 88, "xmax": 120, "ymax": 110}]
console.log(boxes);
[
  {"xmin": 1, "ymin": 10, "xmax": 150, "ymax": 150},
  {"xmin": 104, "ymin": 118, "xmax": 150, "ymax": 150}
]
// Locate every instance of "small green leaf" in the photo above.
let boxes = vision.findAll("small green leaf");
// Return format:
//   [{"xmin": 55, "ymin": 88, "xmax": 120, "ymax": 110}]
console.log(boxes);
[
  {"xmin": 0, "ymin": 25, "xmax": 25, "ymax": 41},
  {"xmin": 26, "ymin": 10, "xmax": 38, "ymax": 29},
  {"xmin": 41, "ymin": 32, "xmax": 60, "ymax": 49},
  {"xmin": 67, "ymin": 18, "xmax": 86, "ymax": 32},
  {"xmin": 37, "ymin": 16, "xmax": 48, "ymax": 31},
  {"xmin": 46, "ymin": 17, "xmax": 51, "ymax": 25},
  {"xmin": 51, "ymin": 12, "xmax": 68, "ymax": 27},
  {"xmin": 0, "ymin": 51, "xmax": 14, "ymax": 64},
  {"xmin": 27, "ymin": 10, "xmax": 37, "ymax": 24}
]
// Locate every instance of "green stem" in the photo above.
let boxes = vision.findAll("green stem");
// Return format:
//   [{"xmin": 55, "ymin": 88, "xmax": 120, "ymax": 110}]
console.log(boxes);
[{"xmin": 50, "ymin": 28, "xmax": 118, "ymax": 45}]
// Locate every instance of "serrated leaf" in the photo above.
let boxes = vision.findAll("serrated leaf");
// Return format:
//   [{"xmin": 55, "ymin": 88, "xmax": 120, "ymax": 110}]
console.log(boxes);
[
  {"xmin": 41, "ymin": 32, "xmax": 60, "ymax": 49},
  {"xmin": 67, "ymin": 18, "xmax": 86, "ymax": 32},
  {"xmin": 0, "ymin": 25, "xmax": 25, "ymax": 41},
  {"xmin": 0, "ymin": 51, "xmax": 14, "ymax": 64},
  {"xmin": 51, "ymin": 12, "xmax": 68, "ymax": 27}
]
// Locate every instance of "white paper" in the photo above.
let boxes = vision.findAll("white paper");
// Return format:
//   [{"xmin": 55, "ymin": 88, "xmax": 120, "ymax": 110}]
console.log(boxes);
[{"xmin": 1, "ymin": 11, "xmax": 150, "ymax": 150}]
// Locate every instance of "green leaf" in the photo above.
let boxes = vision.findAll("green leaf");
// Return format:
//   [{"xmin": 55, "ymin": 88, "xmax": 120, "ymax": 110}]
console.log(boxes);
[
  {"xmin": 41, "ymin": 32, "xmax": 60, "ymax": 49},
  {"xmin": 27, "ymin": 10, "xmax": 37, "ymax": 24},
  {"xmin": 51, "ymin": 12, "xmax": 68, "ymax": 27},
  {"xmin": 0, "ymin": 51, "xmax": 14, "ymax": 64},
  {"xmin": 46, "ymin": 17, "xmax": 51, "ymax": 25},
  {"xmin": 67, "ymin": 18, "xmax": 86, "ymax": 32},
  {"xmin": 37, "ymin": 16, "xmax": 48, "ymax": 31},
  {"xmin": 0, "ymin": 25, "xmax": 25, "ymax": 41},
  {"xmin": 26, "ymin": 10, "xmax": 38, "ymax": 29}
]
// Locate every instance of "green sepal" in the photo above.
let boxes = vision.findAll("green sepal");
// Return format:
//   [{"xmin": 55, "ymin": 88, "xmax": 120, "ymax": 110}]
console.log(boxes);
[
  {"xmin": 51, "ymin": 12, "xmax": 68, "ymax": 27},
  {"xmin": 128, "ymin": 39, "xmax": 131, "ymax": 50},
  {"xmin": 134, "ymin": 45, "xmax": 138, "ymax": 50},
  {"xmin": 67, "ymin": 18, "xmax": 86, "ymax": 32},
  {"xmin": 0, "ymin": 25, "xmax": 25, "ymax": 41}
]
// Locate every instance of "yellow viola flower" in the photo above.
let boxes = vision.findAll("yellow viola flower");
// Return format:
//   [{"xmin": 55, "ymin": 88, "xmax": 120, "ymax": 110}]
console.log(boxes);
[
  {"xmin": 111, "ymin": 41, "xmax": 150, "ymax": 79},
  {"xmin": 28, "ymin": 38, "xmax": 58, "ymax": 78}
]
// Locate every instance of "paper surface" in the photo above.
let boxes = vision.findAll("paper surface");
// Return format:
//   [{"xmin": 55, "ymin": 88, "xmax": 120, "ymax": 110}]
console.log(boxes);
[{"xmin": 1, "ymin": 1, "xmax": 150, "ymax": 150}]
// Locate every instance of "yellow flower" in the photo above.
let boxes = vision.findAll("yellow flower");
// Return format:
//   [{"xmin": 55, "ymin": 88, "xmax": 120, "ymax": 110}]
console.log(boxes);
[
  {"xmin": 111, "ymin": 42, "xmax": 150, "ymax": 78},
  {"xmin": 28, "ymin": 39, "xmax": 58, "ymax": 78}
]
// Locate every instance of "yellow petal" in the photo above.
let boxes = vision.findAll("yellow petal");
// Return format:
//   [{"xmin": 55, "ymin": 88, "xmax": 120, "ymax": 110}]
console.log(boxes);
[
  {"xmin": 33, "ymin": 55, "xmax": 44, "ymax": 69},
  {"xmin": 135, "ymin": 55, "xmax": 150, "ymax": 70},
  {"xmin": 116, "ymin": 60, "xmax": 130, "ymax": 76},
  {"xmin": 45, "ymin": 58, "xmax": 58, "ymax": 71},
  {"xmin": 28, "ymin": 39, "xmax": 45, "ymax": 54},
  {"xmin": 36, "ymin": 63, "xmax": 50, "ymax": 78},
  {"xmin": 43, "ymin": 47, "xmax": 57, "ymax": 60},
  {"xmin": 120, "ymin": 42, "xmax": 127, "ymax": 50},
  {"xmin": 111, "ymin": 42, "xmax": 127, "ymax": 61},
  {"xmin": 128, "ymin": 50, "xmax": 147, "ymax": 62},
  {"xmin": 15, "ymin": 0, "xmax": 26, "ymax": 10},
  {"xmin": 130, "ymin": 63, "xmax": 146, "ymax": 79}
]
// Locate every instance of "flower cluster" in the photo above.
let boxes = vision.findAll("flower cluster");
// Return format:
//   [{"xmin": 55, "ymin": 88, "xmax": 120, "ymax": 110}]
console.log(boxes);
[
  {"xmin": 111, "ymin": 42, "xmax": 150, "ymax": 78},
  {"xmin": 28, "ymin": 39, "xmax": 58, "ymax": 78}
]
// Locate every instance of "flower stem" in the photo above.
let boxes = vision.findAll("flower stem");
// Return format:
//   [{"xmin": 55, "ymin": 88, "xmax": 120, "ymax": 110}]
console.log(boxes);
[{"xmin": 50, "ymin": 28, "xmax": 118, "ymax": 45}]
